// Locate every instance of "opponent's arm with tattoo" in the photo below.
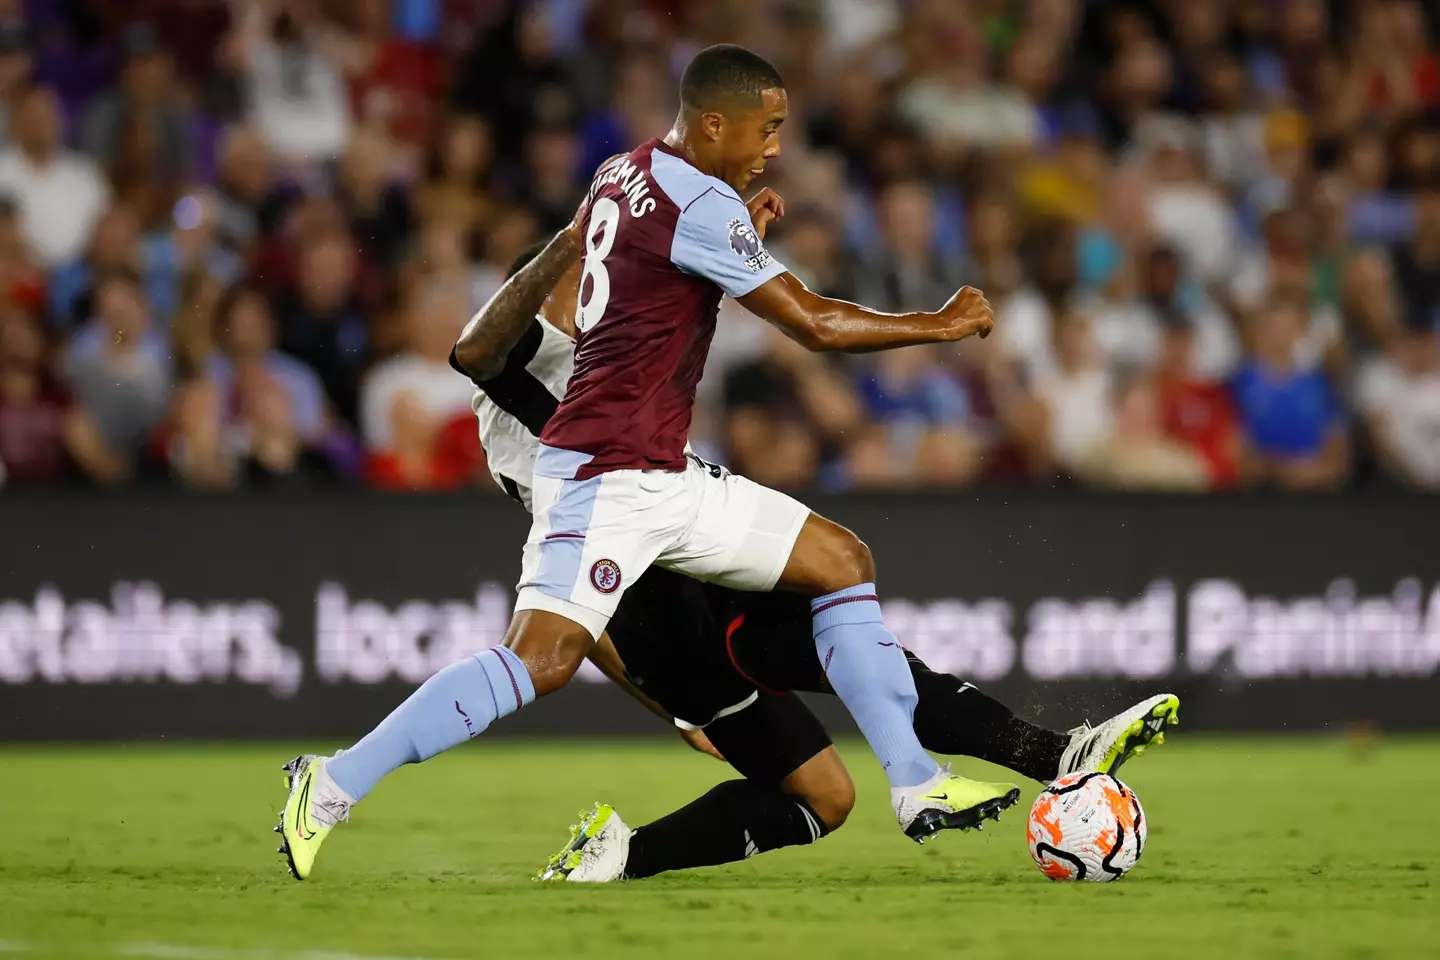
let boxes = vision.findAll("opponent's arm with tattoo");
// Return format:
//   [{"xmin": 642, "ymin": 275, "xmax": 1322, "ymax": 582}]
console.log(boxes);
[{"xmin": 451, "ymin": 221, "xmax": 584, "ymax": 381}]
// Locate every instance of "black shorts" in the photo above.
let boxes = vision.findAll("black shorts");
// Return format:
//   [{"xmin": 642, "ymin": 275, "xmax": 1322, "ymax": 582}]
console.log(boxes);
[
  {"xmin": 703, "ymin": 689, "xmax": 833, "ymax": 785},
  {"xmin": 605, "ymin": 567, "xmax": 831, "ymax": 783}
]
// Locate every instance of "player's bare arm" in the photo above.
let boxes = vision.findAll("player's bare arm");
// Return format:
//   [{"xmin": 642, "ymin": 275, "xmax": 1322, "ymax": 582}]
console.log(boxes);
[
  {"xmin": 587, "ymin": 633, "xmax": 725, "ymax": 761},
  {"xmin": 739, "ymin": 274, "xmax": 995, "ymax": 353},
  {"xmin": 452, "ymin": 222, "xmax": 584, "ymax": 380}
]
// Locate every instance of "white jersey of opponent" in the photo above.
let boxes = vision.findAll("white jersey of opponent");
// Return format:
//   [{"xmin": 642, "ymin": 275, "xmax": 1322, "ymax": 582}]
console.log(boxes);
[
  {"xmin": 471, "ymin": 315, "xmax": 574, "ymax": 512},
  {"xmin": 470, "ymin": 313, "xmax": 702, "ymax": 514}
]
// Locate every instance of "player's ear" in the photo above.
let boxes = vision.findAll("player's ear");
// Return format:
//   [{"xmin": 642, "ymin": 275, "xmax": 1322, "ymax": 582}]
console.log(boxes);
[{"xmin": 700, "ymin": 111, "xmax": 725, "ymax": 142}]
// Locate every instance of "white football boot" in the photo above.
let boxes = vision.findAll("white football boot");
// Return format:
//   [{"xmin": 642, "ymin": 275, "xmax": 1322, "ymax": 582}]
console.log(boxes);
[
  {"xmin": 1058, "ymin": 693, "xmax": 1180, "ymax": 778},
  {"xmin": 538, "ymin": 803, "xmax": 632, "ymax": 883}
]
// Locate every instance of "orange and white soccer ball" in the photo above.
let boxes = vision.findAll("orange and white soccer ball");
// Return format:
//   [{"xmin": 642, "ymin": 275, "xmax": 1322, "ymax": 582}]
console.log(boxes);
[{"xmin": 1026, "ymin": 772, "xmax": 1146, "ymax": 882}]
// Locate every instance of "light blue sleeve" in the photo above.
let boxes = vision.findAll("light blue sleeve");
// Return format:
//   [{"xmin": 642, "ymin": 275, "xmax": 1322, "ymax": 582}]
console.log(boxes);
[{"xmin": 669, "ymin": 189, "xmax": 788, "ymax": 299}]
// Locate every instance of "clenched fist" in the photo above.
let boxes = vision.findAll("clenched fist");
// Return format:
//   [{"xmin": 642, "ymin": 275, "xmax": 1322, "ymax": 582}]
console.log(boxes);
[
  {"xmin": 746, "ymin": 188, "xmax": 786, "ymax": 240},
  {"xmin": 939, "ymin": 285, "xmax": 995, "ymax": 341}
]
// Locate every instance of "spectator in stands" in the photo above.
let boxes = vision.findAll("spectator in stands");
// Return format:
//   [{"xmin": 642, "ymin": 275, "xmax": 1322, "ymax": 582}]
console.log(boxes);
[
  {"xmin": 449, "ymin": 5, "xmax": 566, "ymax": 160},
  {"xmin": 997, "ymin": 218, "xmax": 1081, "ymax": 383},
  {"xmin": 1198, "ymin": 52, "xmax": 1268, "ymax": 194},
  {"xmin": 0, "ymin": 196, "xmax": 43, "ymax": 318},
  {"xmin": 338, "ymin": 126, "xmax": 412, "ymax": 272},
  {"xmin": 1036, "ymin": 311, "xmax": 1113, "ymax": 479},
  {"xmin": 770, "ymin": 206, "xmax": 844, "ymax": 298},
  {"xmin": 850, "ymin": 179, "xmax": 966, "ymax": 314},
  {"xmin": 1232, "ymin": 298, "xmax": 1350, "ymax": 490},
  {"xmin": 1142, "ymin": 121, "xmax": 1239, "ymax": 286},
  {"xmin": 1391, "ymin": 177, "xmax": 1440, "ymax": 333},
  {"xmin": 164, "ymin": 377, "xmax": 236, "ymax": 490},
  {"xmin": 1121, "ymin": 243, "xmax": 1240, "ymax": 379},
  {"xmin": 1356, "ymin": 318, "xmax": 1440, "ymax": 489},
  {"xmin": 961, "ymin": 194, "xmax": 1022, "ymax": 300},
  {"xmin": 723, "ymin": 326, "xmax": 860, "ymax": 490},
  {"xmin": 348, "ymin": 0, "xmax": 443, "ymax": 161},
  {"xmin": 840, "ymin": 423, "xmax": 905, "ymax": 489},
  {"xmin": 146, "ymin": 191, "xmax": 244, "ymax": 325},
  {"xmin": 360, "ymin": 279, "xmax": 485, "ymax": 492},
  {"xmin": 80, "ymin": 23, "xmax": 193, "ymax": 185},
  {"xmin": 362, "ymin": 389, "xmax": 483, "ymax": 491},
  {"xmin": 912, "ymin": 427, "xmax": 985, "ymax": 487},
  {"xmin": 62, "ymin": 270, "xmax": 170, "ymax": 482},
  {"xmin": 273, "ymin": 230, "xmax": 367, "ymax": 424},
  {"xmin": 1079, "ymin": 374, "xmax": 1210, "ymax": 491},
  {"xmin": 168, "ymin": 361, "xmax": 337, "ymax": 491},
  {"xmin": 0, "ymin": 85, "xmax": 108, "ymax": 269},
  {"xmin": 359, "ymin": 281, "xmax": 475, "ymax": 458},
  {"xmin": 171, "ymin": 267, "xmax": 225, "ymax": 377},
  {"xmin": 1340, "ymin": 250, "xmax": 1405, "ymax": 354},
  {"xmin": 855, "ymin": 346, "xmax": 979, "ymax": 485},
  {"xmin": 210, "ymin": 282, "xmax": 327, "ymax": 445},
  {"xmin": 1344, "ymin": 126, "xmax": 1414, "ymax": 245},
  {"xmin": 520, "ymin": 120, "xmax": 584, "ymax": 236},
  {"xmin": 574, "ymin": 49, "xmax": 672, "ymax": 178},
  {"xmin": 896, "ymin": 11, "xmax": 1039, "ymax": 154},
  {"xmin": 47, "ymin": 204, "xmax": 142, "ymax": 332},
  {"xmin": 232, "ymin": 361, "xmax": 338, "ymax": 486},
  {"xmin": 1231, "ymin": 206, "xmax": 1343, "ymax": 369},
  {"xmin": 1155, "ymin": 317, "xmax": 1241, "ymax": 488},
  {"xmin": 469, "ymin": 206, "xmax": 539, "ymax": 311},
  {"xmin": 1237, "ymin": 110, "xmax": 1311, "ymax": 238},
  {"xmin": 413, "ymin": 113, "xmax": 494, "ymax": 234},
  {"xmin": 0, "ymin": 312, "xmax": 108, "ymax": 486},
  {"xmin": 213, "ymin": 125, "xmax": 288, "ymax": 257},
  {"xmin": 0, "ymin": 19, "xmax": 32, "ymax": 142},
  {"xmin": 1018, "ymin": 103, "xmax": 1106, "ymax": 225},
  {"xmin": 239, "ymin": 0, "xmax": 356, "ymax": 164},
  {"xmin": 946, "ymin": 330, "xmax": 1049, "ymax": 483}
]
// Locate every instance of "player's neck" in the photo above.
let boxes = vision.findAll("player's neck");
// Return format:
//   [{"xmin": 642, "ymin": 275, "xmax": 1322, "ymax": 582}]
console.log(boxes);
[{"xmin": 662, "ymin": 122, "xmax": 720, "ymax": 181}]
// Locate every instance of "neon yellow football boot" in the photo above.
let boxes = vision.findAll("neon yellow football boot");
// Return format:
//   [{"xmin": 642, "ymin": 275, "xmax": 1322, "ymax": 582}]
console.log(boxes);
[
  {"xmin": 1058, "ymin": 693, "xmax": 1180, "ymax": 778},
  {"xmin": 893, "ymin": 765, "xmax": 1021, "ymax": 843},
  {"xmin": 274, "ymin": 754, "xmax": 350, "ymax": 880},
  {"xmin": 537, "ymin": 803, "xmax": 632, "ymax": 883}
]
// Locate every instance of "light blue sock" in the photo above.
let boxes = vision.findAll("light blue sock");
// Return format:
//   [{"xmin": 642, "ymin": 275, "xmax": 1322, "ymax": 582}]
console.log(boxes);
[
  {"xmin": 812, "ymin": 583, "xmax": 938, "ymax": 789},
  {"xmin": 327, "ymin": 646, "xmax": 536, "ymax": 801}
]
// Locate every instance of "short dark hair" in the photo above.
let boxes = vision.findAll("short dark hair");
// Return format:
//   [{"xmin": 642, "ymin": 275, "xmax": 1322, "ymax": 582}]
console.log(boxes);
[
  {"xmin": 680, "ymin": 44, "xmax": 784, "ymax": 113},
  {"xmin": 507, "ymin": 240, "xmax": 549, "ymax": 280}
]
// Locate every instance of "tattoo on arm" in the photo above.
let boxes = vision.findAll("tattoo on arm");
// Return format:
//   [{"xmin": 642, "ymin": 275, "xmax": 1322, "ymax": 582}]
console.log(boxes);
[{"xmin": 452, "ymin": 229, "xmax": 582, "ymax": 381}]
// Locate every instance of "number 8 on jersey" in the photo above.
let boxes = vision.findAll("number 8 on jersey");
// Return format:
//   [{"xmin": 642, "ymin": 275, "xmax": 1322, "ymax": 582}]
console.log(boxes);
[{"xmin": 578, "ymin": 197, "xmax": 621, "ymax": 333}]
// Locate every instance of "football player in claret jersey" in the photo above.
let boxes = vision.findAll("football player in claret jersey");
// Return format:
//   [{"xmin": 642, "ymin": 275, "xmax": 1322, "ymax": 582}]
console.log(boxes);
[
  {"xmin": 278, "ymin": 44, "xmax": 1019, "ymax": 881},
  {"xmin": 447, "ymin": 243, "xmax": 1178, "ymax": 883}
]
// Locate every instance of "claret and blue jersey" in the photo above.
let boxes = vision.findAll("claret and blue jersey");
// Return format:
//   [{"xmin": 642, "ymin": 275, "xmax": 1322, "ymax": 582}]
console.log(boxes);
[{"xmin": 538, "ymin": 139, "xmax": 789, "ymax": 480}]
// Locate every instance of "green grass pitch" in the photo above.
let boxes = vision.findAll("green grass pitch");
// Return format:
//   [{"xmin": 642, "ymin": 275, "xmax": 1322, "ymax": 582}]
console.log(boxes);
[{"xmin": 1, "ymin": 737, "xmax": 1435, "ymax": 960}]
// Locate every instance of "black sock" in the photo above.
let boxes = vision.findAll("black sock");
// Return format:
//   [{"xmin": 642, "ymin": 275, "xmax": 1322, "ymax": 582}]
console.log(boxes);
[
  {"xmin": 906, "ymin": 652, "xmax": 1068, "ymax": 783},
  {"xmin": 623, "ymin": 779, "xmax": 828, "ymax": 879}
]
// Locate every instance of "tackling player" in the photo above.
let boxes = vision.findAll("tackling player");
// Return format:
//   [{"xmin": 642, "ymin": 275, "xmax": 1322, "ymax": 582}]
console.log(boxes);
[
  {"xmin": 456, "ymin": 243, "xmax": 1178, "ymax": 882},
  {"xmin": 278, "ymin": 44, "xmax": 1057, "ymax": 880}
]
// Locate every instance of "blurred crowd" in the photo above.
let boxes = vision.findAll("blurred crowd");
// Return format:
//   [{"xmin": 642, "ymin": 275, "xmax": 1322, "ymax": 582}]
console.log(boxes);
[{"xmin": 1, "ymin": 0, "xmax": 1439, "ymax": 494}]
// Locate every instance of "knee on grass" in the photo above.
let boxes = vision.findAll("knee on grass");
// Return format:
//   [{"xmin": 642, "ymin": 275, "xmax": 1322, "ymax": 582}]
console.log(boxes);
[
  {"xmin": 807, "ymin": 776, "xmax": 855, "ymax": 832},
  {"xmin": 785, "ymin": 755, "xmax": 856, "ymax": 833}
]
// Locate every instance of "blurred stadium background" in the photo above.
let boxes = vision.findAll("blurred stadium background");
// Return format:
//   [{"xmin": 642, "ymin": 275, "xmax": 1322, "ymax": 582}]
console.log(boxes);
[
  {"xmin": 2, "ymin": 0, "xmax": 1438, "ymax": 733},
  {"xmin": 0, "ymin": 1, "xmax": 1438, "ymax": 956},
  {"xmin": 2, "ymin": 0, "xmax": 1440, "ymax": 496}
]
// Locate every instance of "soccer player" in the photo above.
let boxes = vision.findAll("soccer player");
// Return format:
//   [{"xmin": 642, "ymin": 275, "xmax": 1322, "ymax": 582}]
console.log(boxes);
[
  {"xmin": 278, "ymin": 44, "xmax": 1032, "ymax": 880},
  {"xmin": 450, "ymin": 242, "xmax": 1179, "ymax": 883}
]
